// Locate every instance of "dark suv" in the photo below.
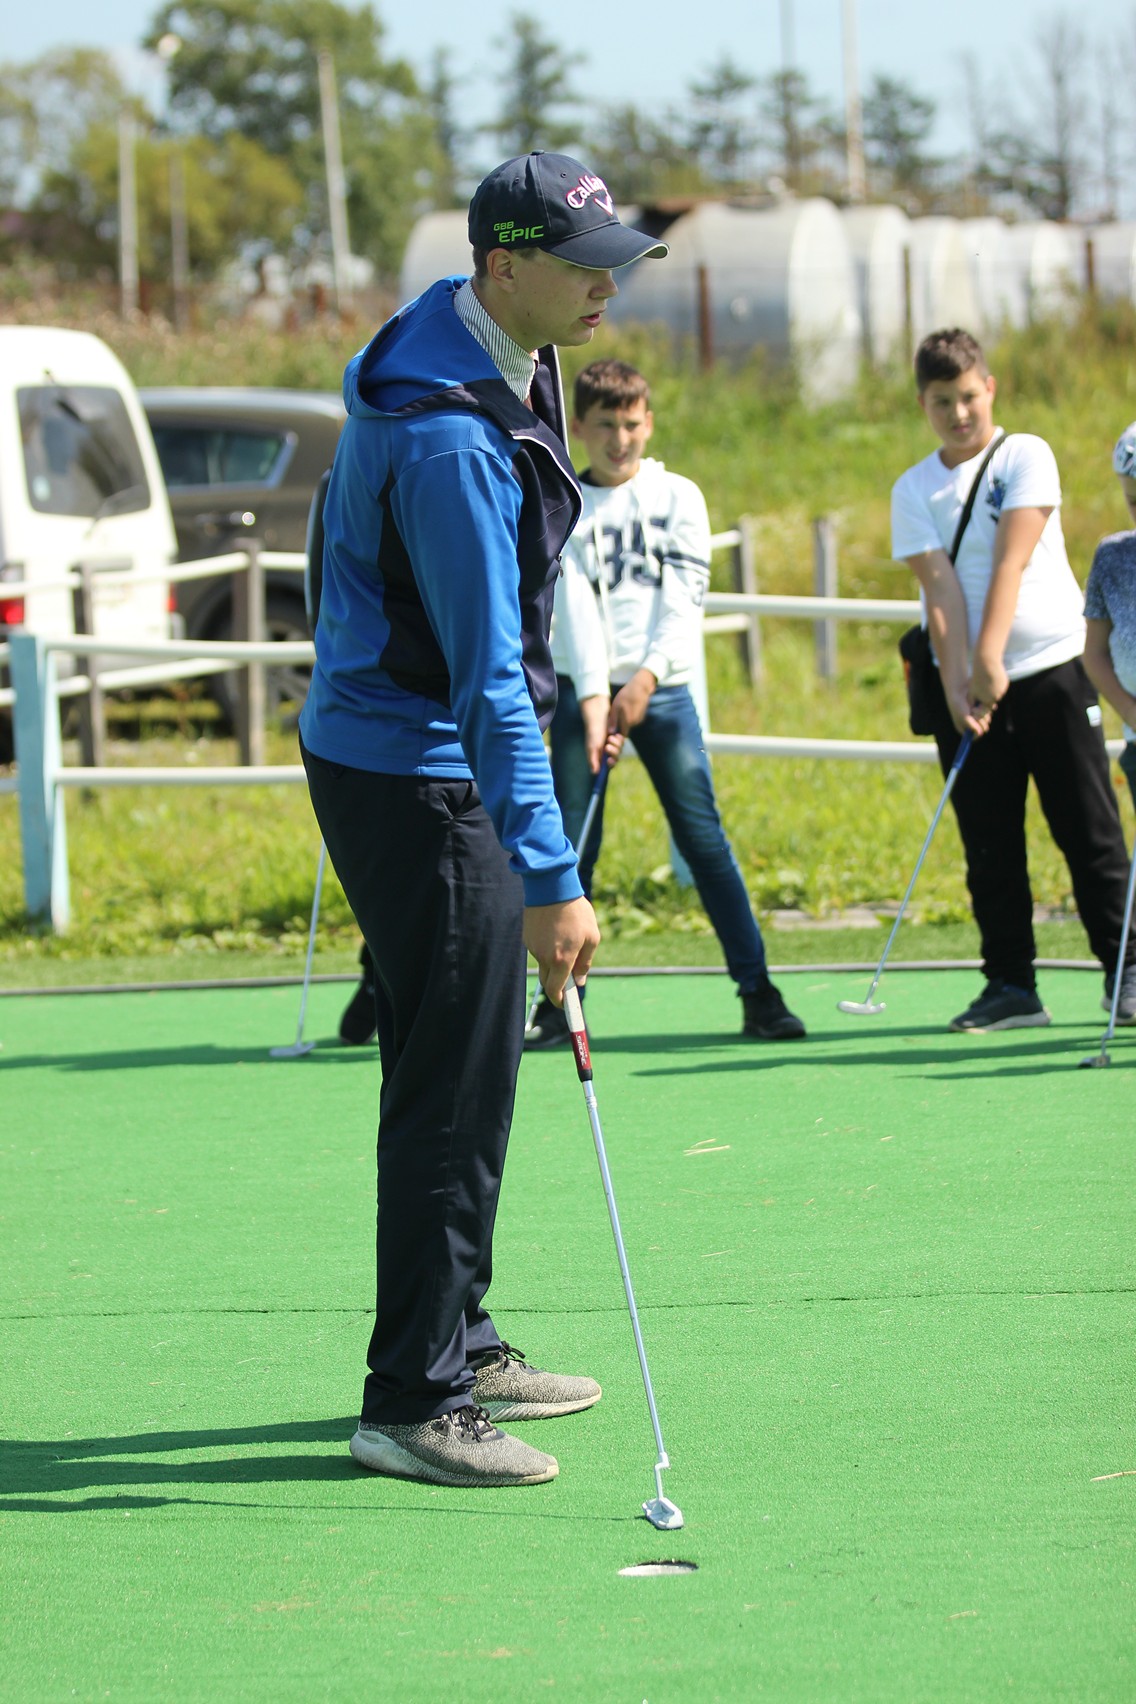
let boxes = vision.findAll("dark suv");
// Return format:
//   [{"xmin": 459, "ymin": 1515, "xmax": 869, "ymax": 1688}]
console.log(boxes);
[{"xmin": 140, "ymin": 386, "xmax": 345, "ymax": 721}]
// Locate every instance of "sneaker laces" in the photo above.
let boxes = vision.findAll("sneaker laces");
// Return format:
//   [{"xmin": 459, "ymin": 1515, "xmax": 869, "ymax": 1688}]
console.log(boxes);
[
  {"xmin": 444, "ymin": 1403, "xmax": 497, "ymax": 1442},
  {"xmin": 472, "ymin": 1340, "xmax": 529, "ymax": 1374}
]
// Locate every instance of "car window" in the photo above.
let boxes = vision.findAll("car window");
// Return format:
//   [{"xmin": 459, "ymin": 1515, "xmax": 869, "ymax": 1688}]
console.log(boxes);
[
  {"xmin": 19, "ymin": 385, "xmax": 150, "ymax": 517},
  {"xmin": 150, "ymin": 425, "xmax": 289, "ymax": 489}
]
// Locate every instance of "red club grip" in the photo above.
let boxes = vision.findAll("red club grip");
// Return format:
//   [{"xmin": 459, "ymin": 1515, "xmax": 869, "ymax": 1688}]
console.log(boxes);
[{"xmin": 562, "ymin": 980, "xmax": 592, "ymax": 1081}]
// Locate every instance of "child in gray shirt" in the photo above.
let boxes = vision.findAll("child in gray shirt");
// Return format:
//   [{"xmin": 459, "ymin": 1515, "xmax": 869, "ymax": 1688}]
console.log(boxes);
[{"xmin": 1083, "ymin": 421, "xmax": 1136, "ymax": 810}]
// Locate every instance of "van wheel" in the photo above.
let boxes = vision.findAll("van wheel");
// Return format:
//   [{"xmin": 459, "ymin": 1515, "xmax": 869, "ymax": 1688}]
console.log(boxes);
[{"xmin": 209, "ymin": 593, "xmax": 313, "ymax": 730}]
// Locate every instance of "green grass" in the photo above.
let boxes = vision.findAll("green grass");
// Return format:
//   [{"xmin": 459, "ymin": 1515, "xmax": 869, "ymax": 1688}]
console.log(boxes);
[{"xmin": 2, "ymin": 298, "xmax": 1136, "ymax": 975}]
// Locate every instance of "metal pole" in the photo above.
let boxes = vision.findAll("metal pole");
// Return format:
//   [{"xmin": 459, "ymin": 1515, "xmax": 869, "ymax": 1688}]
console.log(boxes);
[
  {"xmin": 318, "ymin": 50, "xmax": 352, "ymax": 313},
  {"xmin": 118, "ymin": 112, "xmax": 140, "ymax": 318},
  {"xmin": 842, "ymin": 0, "xmax": 866, "ymax": 202},
  {"xmin": 813, "ymin": 517, "xmax": 838, "ymax": 681},
  {"xmin": 170, "ymin": 148, "xmax": 190, "ymax": 330}
]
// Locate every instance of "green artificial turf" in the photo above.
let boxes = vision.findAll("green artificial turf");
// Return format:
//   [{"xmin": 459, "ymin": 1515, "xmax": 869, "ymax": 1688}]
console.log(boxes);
[{"xmin": 1, "ymin": 972, "xmax": 1133, "ymax": 1702}]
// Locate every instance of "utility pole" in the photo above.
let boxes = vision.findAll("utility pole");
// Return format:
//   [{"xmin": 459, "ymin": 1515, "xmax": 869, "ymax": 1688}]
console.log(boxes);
[
  {"xmin": 842, "ymin": 0, "xmax": 867, "ymax": 202},
  {"xmin": 118, "ymin": 112, "xmax": 140, "ymax": 317},
  {"xmin": 318, "ymin": 49, "xmax": 352, "ymax": 314},
  {"xmin": 169, "ymin": 149, "xmax": 190, "ymax": 330}
]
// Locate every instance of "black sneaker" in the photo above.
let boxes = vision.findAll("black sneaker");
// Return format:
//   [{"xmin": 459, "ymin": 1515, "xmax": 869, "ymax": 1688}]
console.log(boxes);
[
  {"xmin": 523, "ymin": 995, "xmax": 572, "ymax": 1050},
  {"xmin": 339, "ymin": 970, "xmax": 377, "ymax": 1045},
  {"xmin": 741, "ymin": 980, "xmax": 806, "ymax": 1040},
  {"xmin": 949, "ymin": 980, "xmax": 1050, "ymax": 1033},
  {"xmin": 1101, "ymin": 962, "xmax": 1136, "ymax": 1025}
]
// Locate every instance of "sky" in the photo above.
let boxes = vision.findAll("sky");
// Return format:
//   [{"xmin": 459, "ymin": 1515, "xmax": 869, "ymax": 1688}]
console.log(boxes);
[{"xmin": 5, "ymin": 0, "xmax": 1122, "ymax": 196}]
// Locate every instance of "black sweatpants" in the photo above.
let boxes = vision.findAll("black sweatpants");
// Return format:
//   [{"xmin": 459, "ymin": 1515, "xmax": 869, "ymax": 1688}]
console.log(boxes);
[
  {"xmin": 301, "ymin": 740, "xmax": 526, "ymax": 1424},
  {"xmin": 930, "ymin": 658, "xmax": 1135, "ymax": 989}
]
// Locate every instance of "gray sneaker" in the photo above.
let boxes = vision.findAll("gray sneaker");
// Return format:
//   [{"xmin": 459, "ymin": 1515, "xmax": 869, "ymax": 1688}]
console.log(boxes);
[
  {"xmin": 471, "ymin": 1341, "xmax": 602, "ymax": 1421},
  {"xmin": 349, "ymin": 1403, "xmax": 558, "ymax": 1486},
  {"xmin": 1102, "ymin": 962, "xmax": 1136, "ymax": 1025}
]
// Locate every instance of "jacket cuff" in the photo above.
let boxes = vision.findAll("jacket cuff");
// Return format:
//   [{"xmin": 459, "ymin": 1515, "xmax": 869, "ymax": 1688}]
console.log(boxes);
[{"xmin": 522, "ymin": 866, "xmax": 585, "ymax": 907}]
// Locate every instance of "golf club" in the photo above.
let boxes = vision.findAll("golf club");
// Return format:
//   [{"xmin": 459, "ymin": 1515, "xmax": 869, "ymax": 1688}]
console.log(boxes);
[
  {"xmin": 838, "ymin": 730, "xmax": 974, "ymax": 1016},
  {"xmin": 524, "ymin": 760, "xmax": 612, "ymax": 1033},
  {"xmin": 270, "ymin": 839, "xmax": 327, "ymax": 1059},
  {"xmin": 1079, "ymin": 832, "xmax": 1136, "ymax": 1068},
  {"xmin": 561, "ymin": 974, "xmax": 684, "ymax": 1532}
]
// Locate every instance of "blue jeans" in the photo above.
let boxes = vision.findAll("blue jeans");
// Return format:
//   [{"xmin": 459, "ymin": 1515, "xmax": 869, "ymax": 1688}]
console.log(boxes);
[{"xmin": 548, "ymin": 675, "xmax": 768, "ymax": 992}]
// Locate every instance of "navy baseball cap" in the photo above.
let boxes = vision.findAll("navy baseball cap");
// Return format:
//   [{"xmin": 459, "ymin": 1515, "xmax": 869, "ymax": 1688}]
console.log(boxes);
[{"xmin": 468, "ymin": 152, "xmax": 668, "ymax": 270}]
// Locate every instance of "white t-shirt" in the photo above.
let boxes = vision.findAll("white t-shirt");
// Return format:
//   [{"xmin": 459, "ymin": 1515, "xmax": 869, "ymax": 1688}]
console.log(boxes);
[
  {"xmin": 890, "ymin": 432, "xmax": 1085, "ymax": 681},
  {"xmin": 552, "ymin": 458, "xmax": 710, "ymax": 697}
]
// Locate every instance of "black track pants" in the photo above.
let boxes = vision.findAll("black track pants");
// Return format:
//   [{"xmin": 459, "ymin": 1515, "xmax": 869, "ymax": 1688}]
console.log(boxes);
[
  {"xmin": 301, "ymin": 741, "xmax": 526, "ymax": 1423},
  {"xmin": 930, "ymin": 658, "xmax": 1135, "ymax": 989}
]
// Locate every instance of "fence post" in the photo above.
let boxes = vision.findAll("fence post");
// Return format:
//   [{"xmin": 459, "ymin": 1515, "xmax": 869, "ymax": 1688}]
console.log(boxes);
[
  {"xmin": 813, "ymin": 516, "xmax": 838, "ymax": 680},
  {"xmin": 735, "ymin": 516, "xmax": 763, "ymax": 687},
  {"xmin": 71, "ymin": 562, "xmax": 107, "ymax": 769},
  {"xmin": 10, "ymin": 632, "xmax": 70, "ymax": 928},
  {"xmin": 233, "ymin": 540, "xmax": 266, "ymax": 767}
]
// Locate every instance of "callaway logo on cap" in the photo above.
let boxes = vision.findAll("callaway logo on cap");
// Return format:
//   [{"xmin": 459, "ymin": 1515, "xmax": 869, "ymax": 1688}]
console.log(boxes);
[{"xmin": 468, "ymin": 152, "xmax": 669, "ymax": 271}]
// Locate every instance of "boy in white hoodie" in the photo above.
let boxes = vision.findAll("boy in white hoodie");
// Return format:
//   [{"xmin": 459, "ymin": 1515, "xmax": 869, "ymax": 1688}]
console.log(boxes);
[{"xmin": 525, "ymin": 358, "xmax": 805, "ymax": 1047}]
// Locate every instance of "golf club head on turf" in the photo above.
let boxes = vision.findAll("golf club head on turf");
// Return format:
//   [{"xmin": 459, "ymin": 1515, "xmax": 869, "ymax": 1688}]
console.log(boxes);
[
  {"xmin": 643, "ymin": 1497, "xmax": 684, "ymax": 1531},
  {"xmin": 269, "ymin": 1040, "xmax": 317, "ymax": 1059},
  {"xmin": 837, "ymin": 999, "xmax": 886, "ymax": 1016},
  {"xmin": 1078, "ymin": 1052, "xmax": 1111, "ymax": 1069}
]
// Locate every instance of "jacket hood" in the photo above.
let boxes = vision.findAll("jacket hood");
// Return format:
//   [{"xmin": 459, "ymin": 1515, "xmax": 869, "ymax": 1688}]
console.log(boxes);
[{"xmin": 344, "ymin": 277, "xmax": 500, "ymax": 418}]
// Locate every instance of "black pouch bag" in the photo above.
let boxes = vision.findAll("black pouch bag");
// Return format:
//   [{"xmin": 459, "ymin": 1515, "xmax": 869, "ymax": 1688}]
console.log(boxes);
[
  {"xmin": 898, "ymin": 623, "xmax": 942, "ymax": 735},
  {"xmin": 898, "ymin": 429, "xmax": 1006, "ymax": 736}
]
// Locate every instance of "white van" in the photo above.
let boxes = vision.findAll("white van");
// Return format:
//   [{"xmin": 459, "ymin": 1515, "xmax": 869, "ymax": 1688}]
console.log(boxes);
[{"xmin": 0, "ymin": 326, "xmax": 176, "ymax": 667}]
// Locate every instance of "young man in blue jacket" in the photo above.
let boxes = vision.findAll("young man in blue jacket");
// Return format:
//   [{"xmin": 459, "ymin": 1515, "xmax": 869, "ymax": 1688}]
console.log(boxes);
[{"xmin": 299, "ymin": 154, "xmax": 667, "ymax": 1489}]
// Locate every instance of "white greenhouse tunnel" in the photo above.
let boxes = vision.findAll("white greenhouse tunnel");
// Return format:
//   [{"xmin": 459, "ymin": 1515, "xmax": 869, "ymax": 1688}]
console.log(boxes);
[
  {"xmin": 840, "ymin": 203, "xmax": 911, "ymax": 363},
  {"xmin": 1000, "ymin": 222, "xmax": 1079, "ymax": 322},
  {"xmin": 396, "ymin": 201, "xmax": 1135, "ymax": 403},
  {"xmin": 959, "ymin": 217, "xmax": 1029, "ymax": 333}
]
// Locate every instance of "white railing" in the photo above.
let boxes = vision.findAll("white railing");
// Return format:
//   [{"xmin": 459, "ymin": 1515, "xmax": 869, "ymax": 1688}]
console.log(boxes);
[{"xmin": 1, "ymin": 541, "xmax": 1115, "ymax": 931}]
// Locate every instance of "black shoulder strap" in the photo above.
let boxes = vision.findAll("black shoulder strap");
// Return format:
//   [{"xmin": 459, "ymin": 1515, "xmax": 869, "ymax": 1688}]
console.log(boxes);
[{"xmin": 948, "ymin": 430, "xmax": 1006, "ymax": 564}]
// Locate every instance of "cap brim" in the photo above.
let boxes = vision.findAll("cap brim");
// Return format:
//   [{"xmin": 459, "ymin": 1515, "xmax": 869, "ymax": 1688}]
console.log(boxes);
[{"xmin": 542, "ymin": 224, "xmax": 668, "ymax": 269}]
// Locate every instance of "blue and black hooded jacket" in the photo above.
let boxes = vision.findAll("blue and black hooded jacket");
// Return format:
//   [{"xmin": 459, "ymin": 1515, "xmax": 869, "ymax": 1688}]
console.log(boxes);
[{"xmin": 298, "ymin": 277, "xmax": 584, "ymax": 906}]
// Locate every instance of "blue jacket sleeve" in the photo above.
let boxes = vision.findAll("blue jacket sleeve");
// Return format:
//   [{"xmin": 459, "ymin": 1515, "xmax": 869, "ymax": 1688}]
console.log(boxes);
[{"xmin": 391, "ymin": 443, "xmax": 583, "ymax": 907}]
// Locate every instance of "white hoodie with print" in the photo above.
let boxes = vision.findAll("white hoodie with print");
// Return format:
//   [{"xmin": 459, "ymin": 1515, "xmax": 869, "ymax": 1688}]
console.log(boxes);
[{"xmin": 551, "ymin": 457, "xmax": 711, "ymax": 701}]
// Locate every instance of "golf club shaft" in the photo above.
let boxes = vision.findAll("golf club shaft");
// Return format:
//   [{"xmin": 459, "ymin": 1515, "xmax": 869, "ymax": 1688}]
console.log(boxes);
[
  {"xmin": 563, "ymin": 976, "xmax": 670, "ymax": 1471},
  {"xmin": 526, "ymin": 762, "xmax": 611, "ymax": 1026},
  {"xmin": 859, "ymin": 730, "xmax": 973, "ymax": 1007},
  {"xmin": 1102, "ymin": 830, "xmax": 1136, "ymax": 1047},
  {"xmin": 293, "ymin": 840, "xmax": 327, "ymax": 1044}
]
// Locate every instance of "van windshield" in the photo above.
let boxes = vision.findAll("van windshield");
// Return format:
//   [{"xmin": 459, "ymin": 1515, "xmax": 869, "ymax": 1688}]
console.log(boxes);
[{"xmin": 18, "ymin": 386, "xmax": 150, "ymax": 518}]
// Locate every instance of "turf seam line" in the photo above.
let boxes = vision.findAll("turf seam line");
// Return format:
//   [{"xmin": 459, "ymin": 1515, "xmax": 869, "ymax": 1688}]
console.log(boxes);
[
  {"xmin": 5, "ymin": 1284, "xmax": 1134, "ymax": 1322},
  {"xmin": 0, "ymin": 957, "xmax": 1102, "ymax": 997}
]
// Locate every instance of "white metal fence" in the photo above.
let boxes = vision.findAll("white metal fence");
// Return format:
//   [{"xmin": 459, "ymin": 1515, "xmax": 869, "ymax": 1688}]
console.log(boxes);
[{"xmin": 2, "ymin": 536, "xmax": 1121, "ymax": 931}]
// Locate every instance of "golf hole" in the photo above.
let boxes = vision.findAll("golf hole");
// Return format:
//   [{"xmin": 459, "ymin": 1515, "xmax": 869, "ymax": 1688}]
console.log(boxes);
[{"xmin": 618, "ymin": 1560, "xmax": 698, "ymax": 1577}]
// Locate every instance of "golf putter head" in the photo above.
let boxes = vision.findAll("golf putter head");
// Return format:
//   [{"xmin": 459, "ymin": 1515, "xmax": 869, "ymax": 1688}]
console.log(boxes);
[
  {"xmin": 643, "ymin": 1497, "xmax": 685, "ymax": 1531},
  {"xmin": 837, "ymin": 998, "xmax": 886, "ymax": 1016},
  {"xmin": 1078, "ymin": 1050, "xmax": 1111, "ymax": 1070},
  {"xmin": 269, "ymin": 1040, "xmax": 317, "ymax": 1059}
]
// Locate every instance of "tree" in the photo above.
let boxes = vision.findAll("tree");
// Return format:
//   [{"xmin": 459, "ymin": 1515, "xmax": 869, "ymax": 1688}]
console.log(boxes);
[
  {"xmin": 486, "ymin": 13, "xmax": 584, "ymax": 156},
  {"xmin": 862, "ymin": 73, "xmax": 937, "ymax": 206},
  {"xmin": 24, "ymin": 121, "xmax": 305, "ymax": 282},
  {"xmin": 143, "ymin": 0, "xmax": 440, "ymax": 272},
  {"xmin": 0, "ymin": 48, "xmax": 131, "ymax": 205},
  {"xmin": 965, "ymin": 15, "xmax": 1091, "ymax": 220},
  {"xmin": 756, "ymin": 68, "xmax": 839, "ymax": 194},
  {"xmin": 685, "ymin": 55, "xmax": 757, "ymax": 188},
  {"xmin": 422, "ymin": 47, "xmax": 466, "ymax": 208},
  {"xmin": 588, "ymin": 103, "xmax": 709, "ymax": 202}
]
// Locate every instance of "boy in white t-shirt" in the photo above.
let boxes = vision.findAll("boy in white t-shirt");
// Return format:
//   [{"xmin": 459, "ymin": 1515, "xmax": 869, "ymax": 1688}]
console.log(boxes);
[
  {"xmin": 892, "ymin": 328, "xmax": 1136, "ymax": 1031},
  {"xmin": 524, "ymin": 358, "xmax": 805, "ymax": 1047}
]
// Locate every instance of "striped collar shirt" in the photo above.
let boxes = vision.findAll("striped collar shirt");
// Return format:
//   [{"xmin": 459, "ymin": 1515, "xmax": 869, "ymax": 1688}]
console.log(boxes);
[{"xmin": 453, "ymin": 278, "xmax": 536, "ymax": 402}]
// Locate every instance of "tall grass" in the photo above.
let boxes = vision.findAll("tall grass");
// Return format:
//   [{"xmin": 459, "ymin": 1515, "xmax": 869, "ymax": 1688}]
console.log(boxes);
[{"xmin": 2, "ymin": 294, "xmax": 1135, "ymax": 966}]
